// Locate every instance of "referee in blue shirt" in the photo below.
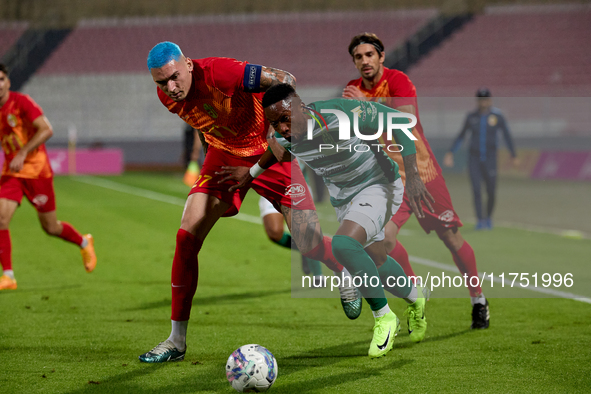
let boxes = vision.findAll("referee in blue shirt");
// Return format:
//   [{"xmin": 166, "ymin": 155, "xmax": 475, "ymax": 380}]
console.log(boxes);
[{"xmin": 444, "ymin": 88, "xmax": 518, "ymax": 230}]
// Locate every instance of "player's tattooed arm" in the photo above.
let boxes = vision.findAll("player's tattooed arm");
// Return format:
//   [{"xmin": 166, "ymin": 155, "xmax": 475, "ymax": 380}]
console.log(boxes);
[
  {"xmin": 260, "ymin": 67, "xmax": 296, "ymax": 92},
  {"xmin": 282, "ymin": 206, "xmax": 323, "ymax": 255},
  {"xmin": 402, "ymin": 153, "xmax": 435, "ymax": 219}
]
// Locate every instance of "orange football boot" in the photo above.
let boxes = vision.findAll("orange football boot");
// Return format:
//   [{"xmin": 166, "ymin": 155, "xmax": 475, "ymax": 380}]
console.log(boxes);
[
  {"xmin": 80, "ymin": 234, "xmax": 97, "ymax": 272},
  {"xmin": 0, "ymin": 274, "xmax": 17, "ymax": 290}
]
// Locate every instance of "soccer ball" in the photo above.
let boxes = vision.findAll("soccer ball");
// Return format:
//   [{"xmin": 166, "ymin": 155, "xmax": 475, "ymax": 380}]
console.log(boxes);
[{"xmin": 226, "ymin": 344, "xmax": 278, "ymax": 392}]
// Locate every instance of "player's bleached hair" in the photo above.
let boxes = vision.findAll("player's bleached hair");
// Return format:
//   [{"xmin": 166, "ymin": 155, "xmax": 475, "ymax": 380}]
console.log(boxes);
[
  {"xmin": 147, "ymin": 41, "xmax": 183, "ymax": 70},
  {"xmin": 262, "ymin": 83, "xmax": 296, "ymax": 108},
  {"xmin": 348, "ymin": 33, "xmax": 385, "ymax": 56}
]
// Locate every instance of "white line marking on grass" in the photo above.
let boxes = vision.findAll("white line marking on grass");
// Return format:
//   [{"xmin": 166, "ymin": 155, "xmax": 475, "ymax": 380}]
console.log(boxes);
[
  {"xmin": 71, "ymin": 176, "xmax": 262, "ymax": 225},
  {"xmin": 463, "ymin": 219, "xmax": 590, "ymax": 240},
  {"xmin": 409, "ymin": 255, "xmax": 591, "ymax": 304},
  {"xmin": 72, "ymin": 176, "xmax": 590, "ymax": 304}
]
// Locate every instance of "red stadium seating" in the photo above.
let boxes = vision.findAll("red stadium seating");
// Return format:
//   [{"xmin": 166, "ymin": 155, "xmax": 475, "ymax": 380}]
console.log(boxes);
[
  {"xmin": 407, "ymin": 5, "xmax": 591, "ymax": 97},
  {"xmin": 0, "ymin": 22, "xmax": 28, "ymax": 58},
  {"xmin": 36, "ymin": 10, "xmax": 436, "ymax": 86}
]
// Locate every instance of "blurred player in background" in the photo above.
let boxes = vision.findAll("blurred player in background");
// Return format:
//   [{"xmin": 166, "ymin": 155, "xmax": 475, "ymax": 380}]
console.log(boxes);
[
  {"xmin": 342, "ymin": 33, "xmax": 490, "ymax": 329},
  {"xmin": 140, "ymin": 42, "xmax": 358, "ymax": 363},
  {"xmin": 224, "ymin": 84, "xmax": 433, "ymax": 356},
  {"xmin": 444, "ymin": 88, "xmax": 518, "ymax": 230},
  {"xmin": 0, "ymin": 64, "xmax": 96, "ymax": 291}
]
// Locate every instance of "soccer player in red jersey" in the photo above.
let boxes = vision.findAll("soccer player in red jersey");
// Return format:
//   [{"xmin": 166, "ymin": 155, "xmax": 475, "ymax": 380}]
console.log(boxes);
[
  {"xmin": 0, "ymin": 64, "xmax": 97, "ymax": 291},
  {"xmin": 139, "ymin": 42, "xmax": 356, "ymax": 363},
  {"xmin": 342, "ymin": 33, "xmax": 490, "ymax": 329}
]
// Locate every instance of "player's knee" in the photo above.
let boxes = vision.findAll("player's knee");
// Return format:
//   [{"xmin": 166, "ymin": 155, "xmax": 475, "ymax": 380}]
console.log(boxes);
[
  {"xmin": 437, "ymin": 228, "xmax": 463, "ymax": 251},
  {"xmin": 383, "ymin": 236, "xmax": 396, "ymax": 255},
  {"xmin": 0, "ymin": 215, "xmax": 10, "ymax": 229},
  {"xmin": 265, "ymin": 227, "xmax": 284, "ymax": 243}
]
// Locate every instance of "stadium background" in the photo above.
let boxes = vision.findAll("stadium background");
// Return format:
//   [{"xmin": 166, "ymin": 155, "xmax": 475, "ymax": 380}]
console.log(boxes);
[
  {"xmin": 1, "ymin": 1, "xmax": 590, "ymax": 392},
  {"xmin": 2, "ymin": 0, "xmax": 590, "ymax": 173}
]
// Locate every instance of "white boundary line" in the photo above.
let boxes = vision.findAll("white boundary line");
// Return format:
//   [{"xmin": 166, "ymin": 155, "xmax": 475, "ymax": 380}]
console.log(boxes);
[{"xmin": 71, "ymin": 176, "xmax": 591, "ymax": 304}]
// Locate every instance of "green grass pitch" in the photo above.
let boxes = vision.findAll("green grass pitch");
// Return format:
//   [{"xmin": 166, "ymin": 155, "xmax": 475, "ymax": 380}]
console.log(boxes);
[{"xmin": 0, "ymin": 173, "xmax": 589, "ymax": 393}]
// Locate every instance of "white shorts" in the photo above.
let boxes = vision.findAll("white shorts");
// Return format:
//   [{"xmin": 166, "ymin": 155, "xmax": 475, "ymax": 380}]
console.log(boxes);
[
  {"xmin": 259, "ymin": 196, "xmax": 280, "ymax": 218},
  {"xmin": 334, "ymin": 178, "xmax": 404, "ymax": 246}
]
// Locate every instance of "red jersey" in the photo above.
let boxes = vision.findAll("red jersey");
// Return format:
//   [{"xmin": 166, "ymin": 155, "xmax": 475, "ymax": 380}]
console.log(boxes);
[
  {"xmin": 159, "ymin": 58, "xmax": 268, "ymax": 158},
  {"xmin": 0, "ymin": 92, "xmax": 52, "ymax": 179},
  {"xmin": 347, "ymin": 67, "xmax": 441, "ymax": 184}
]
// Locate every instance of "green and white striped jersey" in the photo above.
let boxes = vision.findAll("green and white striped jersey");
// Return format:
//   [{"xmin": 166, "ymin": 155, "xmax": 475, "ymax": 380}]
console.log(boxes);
[{"xmin": 275, "ymin": 98, "xmax": 416, "ymax": 207}]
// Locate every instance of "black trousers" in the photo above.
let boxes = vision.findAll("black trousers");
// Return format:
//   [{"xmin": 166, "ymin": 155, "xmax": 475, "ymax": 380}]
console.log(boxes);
[{"xmin": 468, "ymin": 155, "xmax": 497, "ymax": 220}]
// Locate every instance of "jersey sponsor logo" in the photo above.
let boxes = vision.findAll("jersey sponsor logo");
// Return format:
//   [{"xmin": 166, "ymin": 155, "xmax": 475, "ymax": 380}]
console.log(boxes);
[
  {"xmin": 32, "ymin": 194, "xmax": 49, "ymax": 207},
  {"xmin": 488, "ymin": 114, "xmax": 497, "ymax": 126},
  {"xmin": 7, "ymin": 114, "xmax": 17, "ymax": 128},
  {"xmin": 438, "ymin": 209, "xmax": 455, "ymax": 223},
  {"xmin": 285, "ymin": 183, "xmax": 306, "ymax": 198},
  {"xmin": 203, "ymin": 103, "xmax": 218, "ymax": 119},
  {"xmin": 293, "ymin": 198, "xmax": 306, "ymax": 206}
]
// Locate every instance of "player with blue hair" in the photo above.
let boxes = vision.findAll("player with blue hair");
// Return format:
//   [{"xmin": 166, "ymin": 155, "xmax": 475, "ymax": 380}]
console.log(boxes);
[
  {"xmin": 139, "ymin": 41, "xmax": 361, "ymax": 363},
  {"xmin": 147, "ymin": 41, "xmax": 184, "ymax": 70}
]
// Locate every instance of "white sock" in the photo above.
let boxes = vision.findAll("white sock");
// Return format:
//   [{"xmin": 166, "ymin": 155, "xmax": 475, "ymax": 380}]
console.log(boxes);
[
  {"xmin": 404, "ymin": 285, "xmax": 419, "ymax": 304},
  {"xmin": 337, "ymin": 267, "xmax": 351, "ymax": 277},
  {"xmin": 80, "ymin": 237, "xmax": 88, "ymax": 248},
  {"xmin": 312, "ymin": 275, "xmax": 325, "ymax": 288},
  {"xmin": 471, "ymin": 293, "xmax": 486, "ymax": 306},
  {"xmin": 3, "ymin": 269, "xmax": 14, "ymax": 280},
  {"xmin": 167, "ymin": 320, "xmax": 188, "ymax": 351},
  {"xmin": 372, "ymin": 304, "xmax": 391, "ymax": 318}
]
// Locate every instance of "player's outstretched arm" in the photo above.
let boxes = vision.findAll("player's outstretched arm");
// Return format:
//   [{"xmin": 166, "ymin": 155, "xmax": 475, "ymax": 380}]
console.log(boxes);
[
  {"xmin": 260, "ymin": 67, "xmax": 296, "ymax": 91},
  {"xmin": 216, "ymin": 149, "xmax": 279, "ymax": 192},
  {"xmin": 403, "ymin": 153, "xmax": 435, "ymax": 219}
]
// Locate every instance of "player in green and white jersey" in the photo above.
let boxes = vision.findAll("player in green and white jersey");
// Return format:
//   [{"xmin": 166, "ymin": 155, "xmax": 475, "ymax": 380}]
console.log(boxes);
[{"xmin": 220, "ymin": 84, "xmax": 435, "ymax": 356}]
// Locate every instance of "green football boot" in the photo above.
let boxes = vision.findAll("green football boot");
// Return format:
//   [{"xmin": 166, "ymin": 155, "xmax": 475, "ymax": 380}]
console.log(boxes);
[
  {"xmin": 368, "ymin": 311, "xmax": 400, "ymax": 358},
  {"xmin": 338, "ymin": 282, "xmax": 362, "ymax": 320},
  {"xmin": 405, "ymin": 288, "xmax": 428, "ymax": 343},
  {"xmin": 139, "ymin": 340, "xmax": 186, "ymax": 363}
]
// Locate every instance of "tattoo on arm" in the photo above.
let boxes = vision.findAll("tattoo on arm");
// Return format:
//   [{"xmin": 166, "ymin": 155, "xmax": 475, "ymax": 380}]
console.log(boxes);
[
  {"xmin": 260, "ymin": 66, "xmax": 296, "ymax": 91},
  {"xmin": 282, "ymin": 206, "xmax": 322, "ymax": 254}
]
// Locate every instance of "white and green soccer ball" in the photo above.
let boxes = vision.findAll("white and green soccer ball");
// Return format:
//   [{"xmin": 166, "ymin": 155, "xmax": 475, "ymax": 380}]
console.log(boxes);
[{"xmin": 226, "ymin": 344, "xmax": 278, "ymax": 392}]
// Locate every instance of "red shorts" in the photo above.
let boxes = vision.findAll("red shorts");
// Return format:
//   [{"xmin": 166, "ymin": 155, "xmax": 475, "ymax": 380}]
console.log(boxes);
[
  {"xmin": 0, "ymin": 176, "xmax": 56, "ymax": 213},
  {"xmin": 189, "ymin": 147, "xmax": 316, "ymax": 217},
  {"xmin": 391, "ymin": 175, "xmax": 462, "ymax": 234}
]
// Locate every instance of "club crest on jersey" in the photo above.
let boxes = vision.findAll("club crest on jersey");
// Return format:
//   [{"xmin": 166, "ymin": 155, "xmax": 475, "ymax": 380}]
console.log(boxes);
[
  {"xmin": 488, "ymin": 114, "xmax": 497, "ymax": 126},
  {"xmin": 7, "ymin": 114, "xmax": 17, "ymax": 128},
  {"xmin": 285, "ymin": 183, "xmax": 306, "ymax": 198}
]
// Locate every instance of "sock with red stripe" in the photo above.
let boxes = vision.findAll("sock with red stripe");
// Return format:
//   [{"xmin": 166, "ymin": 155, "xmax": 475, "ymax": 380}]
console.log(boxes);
[
  {"xmin": 451, "ymin": 241, "xmax": 482, "ymax": 297},
  {"xmin": 0, "ymin": 229, "xmax": 12, "ymax": 272},
  {"xmin": 388, "ymin": 240, "xmax": 417, "ymax": 283},
  {"xmin": 58, "ymin": 222, "xmax": 84, "ymax": 247},
  {"xmin": 171, "ymin": 229, "xmax": 202, "ymax": 322},
  {"xmin": 302, "ymin": 236, "xmax": 343, "ymax": 273}
]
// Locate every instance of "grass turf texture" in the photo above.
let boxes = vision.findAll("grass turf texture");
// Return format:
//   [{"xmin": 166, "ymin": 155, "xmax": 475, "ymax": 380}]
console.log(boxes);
[{"xmin": 0, "ymin": 173, "xmax": 590, "ymax": 393}]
